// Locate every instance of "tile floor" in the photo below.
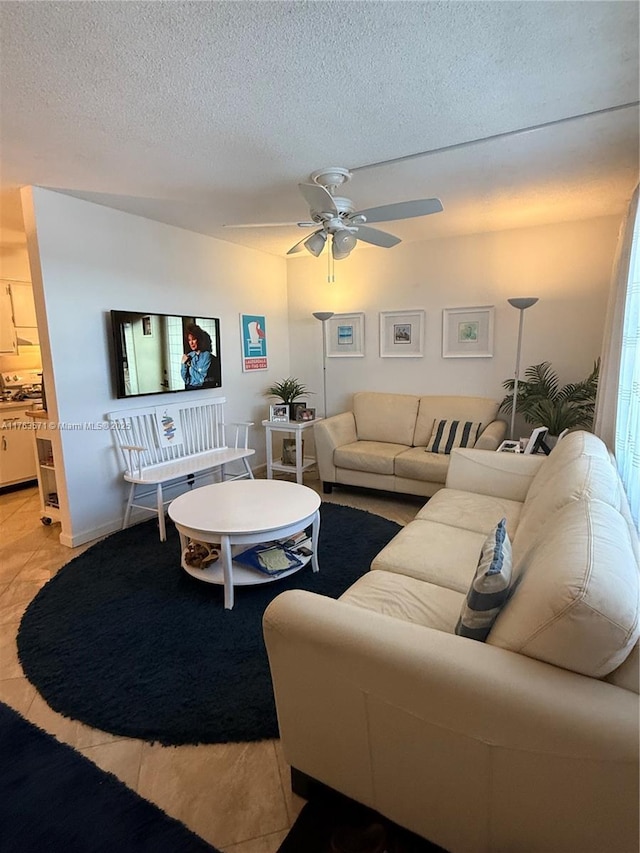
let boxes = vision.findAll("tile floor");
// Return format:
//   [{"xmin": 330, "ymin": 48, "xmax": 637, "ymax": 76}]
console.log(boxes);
[{"xmin": 0, "ymin": 473, "xmax": 423, "ymax": 852}]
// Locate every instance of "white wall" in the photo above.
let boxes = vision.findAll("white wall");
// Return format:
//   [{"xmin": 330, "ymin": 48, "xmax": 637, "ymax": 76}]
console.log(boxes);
[
  {"xmin": 22, "ymin": 187, "xmax": 288, "ymax": 546},
  {"xmin": 287, "ymin": 216, "xmax": 620, "ymax": 421},
  {"xmin": 19, "ymin": 185, "xmax": 621, "ymax": 546}
]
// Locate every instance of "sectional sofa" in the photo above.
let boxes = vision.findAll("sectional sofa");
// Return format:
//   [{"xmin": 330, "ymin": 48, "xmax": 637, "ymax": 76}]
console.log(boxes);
[
  {"xmin": 314, "ymin": 391, "xmax": 506, "ymax": 497},
  {"xmin": 263, "ymin": 430, "xmax": 640, "ymax": 853}
]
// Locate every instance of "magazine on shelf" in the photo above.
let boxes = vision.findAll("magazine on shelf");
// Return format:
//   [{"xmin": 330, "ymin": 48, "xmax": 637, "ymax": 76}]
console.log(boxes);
[{"xmin": 234, "ymin": 531, "xmax": 312, "ymax": 577}]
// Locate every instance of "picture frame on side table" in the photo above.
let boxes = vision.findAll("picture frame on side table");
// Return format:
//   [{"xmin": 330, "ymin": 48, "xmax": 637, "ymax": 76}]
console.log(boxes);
[
  {"xmin": 326, "ymin": 312, "xmax": 365, "ymax": 357},
  {"xmin": 290, "ymin": 402, "xmax": 307, "ymax": 421},
  {"xmin": 269, "ymin": 404, "xmax": 289, "ymax": 422},
  {"xmin": 297, "ymin": 407, "xmax": 316, "ymax": 421},
  {"xmin": 523, "ymin": 426, "xmax": 550, "ymax": 455},
  {"xmin": 380, "ymin": 310, "xmax": 425, "ymax": 357},
  {"xmin": 442, "ymin": 306, "xmax": 494, "ymax": 358}
]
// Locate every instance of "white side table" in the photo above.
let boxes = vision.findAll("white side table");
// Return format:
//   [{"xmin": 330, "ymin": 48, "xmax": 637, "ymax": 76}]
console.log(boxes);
[{"xmin": 262, "ymin": 418, "xmax": 322, "ymax": 484}]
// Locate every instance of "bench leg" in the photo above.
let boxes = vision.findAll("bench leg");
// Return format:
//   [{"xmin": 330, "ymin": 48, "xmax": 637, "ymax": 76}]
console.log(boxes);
[
  {"xmin": 157, "ymin": 484, "xmax": 167, "ymax": 542},
  {"xmin": 123, "ymin": 484, "xmax": 136, "ymax": 530}
]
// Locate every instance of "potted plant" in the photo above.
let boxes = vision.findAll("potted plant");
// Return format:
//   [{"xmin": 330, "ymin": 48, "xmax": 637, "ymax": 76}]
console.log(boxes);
[
  {"xmin": 265, "ymin": 377, "xmax": 311, "ymax": 419},
  {"xmin": 499, "ymin": 360, "xmax": 600, "ymax": 440}
]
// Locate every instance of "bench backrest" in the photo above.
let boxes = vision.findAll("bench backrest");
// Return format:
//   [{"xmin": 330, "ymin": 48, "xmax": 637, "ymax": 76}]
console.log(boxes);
[{"xmin": 107, "ymin": 397, "xmax": 229, "ymax": 469}]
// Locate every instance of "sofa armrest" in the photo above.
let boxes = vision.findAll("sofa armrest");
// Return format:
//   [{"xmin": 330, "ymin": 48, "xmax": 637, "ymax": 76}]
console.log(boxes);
[
  {"xmin": 264, "ymin": 590, "xmax": 637, "ymax": 763},
  {"xmin": 313, "ymin": 412, "xmax": 357, "ymax": 484},
  {"xmin": 474, "ymin": 418, "xmax": 507, "ymax": 450},
  {"xmin": 264, "ymin": 590, "xmax": 639, "ymax": 852},
  {"xmin": 445, "ymin": 447, "xmax": 546, "ymax": 501}
]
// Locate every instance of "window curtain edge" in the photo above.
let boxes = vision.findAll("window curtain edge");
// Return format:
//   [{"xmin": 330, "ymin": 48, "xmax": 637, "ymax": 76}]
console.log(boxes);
[{"xmin": 593, "ymin": 184, "xmax": 639, "ymax": 449}]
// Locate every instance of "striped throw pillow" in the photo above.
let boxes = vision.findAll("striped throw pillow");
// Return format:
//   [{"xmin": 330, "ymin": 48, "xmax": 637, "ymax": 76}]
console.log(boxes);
[
  {"xmin": 425, "ymin": 419, "xmax": 481, "ymax": 454},
  {"xmin": 455, "ymin": 518, "xmax": 512, "ymax": 642}
]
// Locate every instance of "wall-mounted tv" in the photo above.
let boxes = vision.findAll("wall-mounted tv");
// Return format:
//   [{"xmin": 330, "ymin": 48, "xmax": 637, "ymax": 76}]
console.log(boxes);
[{"xmin": 110, "ymin": 311, "xmax": 222, "ymax": 399}]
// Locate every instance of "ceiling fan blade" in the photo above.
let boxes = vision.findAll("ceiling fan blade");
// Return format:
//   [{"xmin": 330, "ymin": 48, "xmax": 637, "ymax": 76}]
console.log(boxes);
[
  {"xmin": 354, "ymin": 198, "xmax": 443, "ymax": 224},
  {"xmin": 223, "ymin": 221, "xmax": 316, "ymax": 229},
  {"xmin": 286, "ymin": 229, "xmax": 324, "ymax": 255},
  {"xmin": 353, "ymin": 225, "xmax": 401, "ymax": 248},
  {"xmin": 298, "ymin": 183, "xmax": 338, "ymax": 215}
]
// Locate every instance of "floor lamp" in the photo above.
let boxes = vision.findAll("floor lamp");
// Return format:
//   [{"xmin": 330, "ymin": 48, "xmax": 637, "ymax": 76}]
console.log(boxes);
[
  {"xmin": 312, "ymin": 311, "xmax": 334, "ymax": 418},
  {"xmin": 507, "ymin": 297, "xmax": 539, "ymax": 440}
]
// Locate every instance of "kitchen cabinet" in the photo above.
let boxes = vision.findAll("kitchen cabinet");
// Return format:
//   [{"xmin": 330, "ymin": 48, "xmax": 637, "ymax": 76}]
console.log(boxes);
[
  {"xmin": 0, "ymin": 405, "xmax": 37, "ymax": 487},
  {"xmin": 0, "ymin": 285, "xmax": 17, "ymax": 353},
  {"xmin": 0, "ymin": 280, "xmax": 38, "ymax": 351},
  {"xmin": 9, "ymin": 282, "xmax": 37, "ymax": 326}
]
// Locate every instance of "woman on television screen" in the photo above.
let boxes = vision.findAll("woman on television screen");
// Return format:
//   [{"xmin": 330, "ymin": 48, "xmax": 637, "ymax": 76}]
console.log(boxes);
[{"xmin": 181, "ymin": 323, "xmax": 212, "ymax": 389}]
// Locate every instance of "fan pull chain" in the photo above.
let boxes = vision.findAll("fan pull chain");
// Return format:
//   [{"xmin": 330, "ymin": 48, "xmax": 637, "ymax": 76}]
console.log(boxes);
[{"xmin": 327, "ymin": 244, "xmax": 335, "ymax": 283}]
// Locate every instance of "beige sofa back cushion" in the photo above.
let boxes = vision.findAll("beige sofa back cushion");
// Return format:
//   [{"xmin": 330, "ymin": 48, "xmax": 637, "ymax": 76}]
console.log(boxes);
[
  {"xmin": 513, "ymin": 453, "xmax": 623, "ymax": 558},
  {"xmin": 524, "ymin": 431, "xmax": 613, "ymax": 504},
  {"xmin": 488, "ymin": 499, "xmax": 640, "ymax": 678},
  {"xmin": 413, "ymin": 397, "xmax": 499, "ymax": 447},
  {"xmin": 353, "ymin": 392, "xmax": 419, "ymax": 445}
]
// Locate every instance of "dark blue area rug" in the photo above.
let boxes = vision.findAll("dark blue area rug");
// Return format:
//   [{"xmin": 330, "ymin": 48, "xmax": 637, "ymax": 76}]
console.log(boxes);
[
  {"xmin": 17, "ymin": 503, "xmax": 400, "ymax": 746},
  {"xmin": 0, "ymin": 700, "xmax": 220, "ymax": 853}
]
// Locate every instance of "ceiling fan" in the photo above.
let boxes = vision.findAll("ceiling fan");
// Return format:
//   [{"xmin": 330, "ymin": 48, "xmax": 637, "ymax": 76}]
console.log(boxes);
[{"xmin": 225, "ymin": 167, "xmax": 443, "ymax": 260}]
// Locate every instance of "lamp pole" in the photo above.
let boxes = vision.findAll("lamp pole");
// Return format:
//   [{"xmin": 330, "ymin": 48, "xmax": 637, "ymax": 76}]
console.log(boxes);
[
  {"xmin": 312, "ymin": 312, "xmax": 334, "ymax": 418},
  {"xmin": 507, "ymin": 298, "xmax": 539, "ymax": 440}
]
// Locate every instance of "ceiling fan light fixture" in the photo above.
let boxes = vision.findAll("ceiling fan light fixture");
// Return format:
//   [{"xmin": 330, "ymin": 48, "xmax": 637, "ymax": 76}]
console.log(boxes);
[
  {"xmin": 332, "ymin": 229, "xmax": 357, "ymax": 259},
  {"xmin": 304, "ymin": 231, "xmax": 327, "ymax": 257}
]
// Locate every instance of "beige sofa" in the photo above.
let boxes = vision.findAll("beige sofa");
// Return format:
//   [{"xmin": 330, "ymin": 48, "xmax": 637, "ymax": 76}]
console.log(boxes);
[
  {"xmin": 263, "ymin": 431, "xmax": 640, "ymax": 853},
  {"xmin": 314, "ymin": 391, "xmax": 506, "ymax": 497}
]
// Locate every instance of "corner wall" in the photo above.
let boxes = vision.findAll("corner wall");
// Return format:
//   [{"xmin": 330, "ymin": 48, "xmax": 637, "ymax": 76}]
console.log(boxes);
[
  {"xmin": 22, "ymin": 187, "xmax": 288, "ymax": 546},
  {"xmin": 287, "ymin": 216, "xmax": 620, "ymax": 419}
]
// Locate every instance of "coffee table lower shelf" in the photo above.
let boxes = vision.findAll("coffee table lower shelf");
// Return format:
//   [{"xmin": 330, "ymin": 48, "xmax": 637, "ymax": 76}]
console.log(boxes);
[{"xmin": 181, "ymin": 548, "xmax": 312, "ymax": 586}]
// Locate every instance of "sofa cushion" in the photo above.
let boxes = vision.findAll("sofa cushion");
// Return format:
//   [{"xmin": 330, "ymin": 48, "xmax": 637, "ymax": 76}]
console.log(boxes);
[
  {"xmin": 425, "ymin": 419, "xmax": 481, "ymax": 454},
  {"xmin": 417, "ymin": 489, "xmax": 522, "ymax": 540},
  {"xmin": 456, "ymin": 518, "xmax": 513, "ymax": 642},
  {"xmin": 340, "ymin": 571, "xmax": 465, "ymax": 633},
  {"xmin": 371, "ymin": 518, "xmax": 487, "ymax": 593},
  {"xmin": 394, "ymin": 447, "xmax": 450, "ymax": 484},
  {"xmin": 488, "ymin": 500, "xmax": 640, "ymax": 678},
  {"xmin": 413, "ymin": 396, "xmax": 499, "ymax": 447},
  {"xmin": 334, "ymin": 441, "xmax": 409, "ymax": 476},
  {"xmin": 513, "ymin": 453, "xmax": 623, "ymax": 560},
  {"xmin": 523, "ymin": 430, "xmax": 614, "ymax": 507},
  {"xmin": 353, "ymin": 392, "xmax": 419, "ymax": 445}
]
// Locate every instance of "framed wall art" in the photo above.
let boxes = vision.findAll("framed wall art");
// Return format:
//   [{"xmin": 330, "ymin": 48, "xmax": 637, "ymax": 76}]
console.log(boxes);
[
  {"xmin": 326, "ymin": 312, "xmax": 365, "ymax": 357},
  {"xmin": 442, "ymin": 306, "xmax": 494, "ymax": 358},
  {"xmin": 240, "ymin": 313, "xmax": 268, "ymax": 372},
  {"xmin": 379, "ymin": 310, "xmax": 425, "ymax": 357}
]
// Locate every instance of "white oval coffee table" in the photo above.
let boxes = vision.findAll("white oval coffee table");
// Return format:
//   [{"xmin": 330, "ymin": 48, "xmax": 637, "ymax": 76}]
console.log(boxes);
[{"xmin": 168, "ymin": 480, "xmax": 321, "ymax": 609}]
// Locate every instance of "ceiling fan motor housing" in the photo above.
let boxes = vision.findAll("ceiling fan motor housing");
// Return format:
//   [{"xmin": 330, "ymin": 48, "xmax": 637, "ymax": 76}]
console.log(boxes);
[{"xmin": 310, "ymin": 167, "xmax": 352, "ymax": 192}]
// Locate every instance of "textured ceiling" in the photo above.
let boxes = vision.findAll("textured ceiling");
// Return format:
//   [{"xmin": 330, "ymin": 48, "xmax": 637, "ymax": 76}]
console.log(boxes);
[{"xmin": 0, "ymin": 1, "xmax": 638, "ymax": 257}]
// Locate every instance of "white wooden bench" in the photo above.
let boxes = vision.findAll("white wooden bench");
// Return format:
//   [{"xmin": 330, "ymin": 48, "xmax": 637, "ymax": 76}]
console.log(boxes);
[{"xmin": 108, "ymin": 397, "xmax": 254, "ymax": 541}]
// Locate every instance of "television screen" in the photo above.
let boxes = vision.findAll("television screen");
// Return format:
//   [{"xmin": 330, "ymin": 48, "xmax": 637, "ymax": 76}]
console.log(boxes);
[{"xmin": 110, "ymin": 311, "xmax": 222, "ymax": 399}]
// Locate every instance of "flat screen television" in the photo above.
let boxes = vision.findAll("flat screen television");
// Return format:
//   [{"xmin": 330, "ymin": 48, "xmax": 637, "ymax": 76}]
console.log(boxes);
[{"xmin": 110, "ymin": 310, "xmax": 222, "ymax": 399}]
